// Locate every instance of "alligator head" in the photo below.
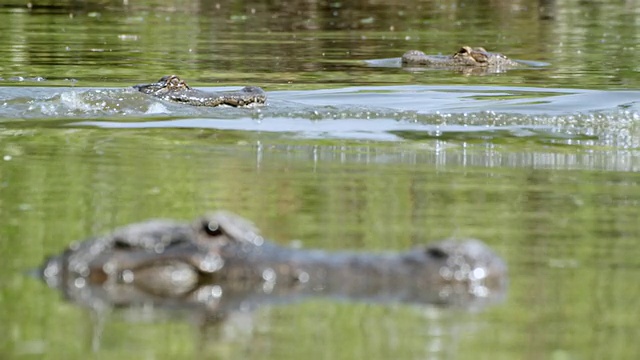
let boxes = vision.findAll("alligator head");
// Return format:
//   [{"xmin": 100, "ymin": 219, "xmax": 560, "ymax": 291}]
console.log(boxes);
[
  {"xmin": 133, "ymin": 75, "xmax": 191, "ymax": 96},
  {"xmin": 133, "ymin": 75, "xmax": 267, "ymax": 107},
  {"xmin": 401, "ymin": 46, "xmax": 519, "ymax": 70},
  {"xmin": 40, "ymin": 211, "xmax": 507, "ymax": 312}
]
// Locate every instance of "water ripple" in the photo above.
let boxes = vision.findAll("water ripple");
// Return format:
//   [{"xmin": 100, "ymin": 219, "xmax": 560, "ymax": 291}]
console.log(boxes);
[{"xmin": 1, "ymin": 85, "xmax": 639, "ymax": 149}]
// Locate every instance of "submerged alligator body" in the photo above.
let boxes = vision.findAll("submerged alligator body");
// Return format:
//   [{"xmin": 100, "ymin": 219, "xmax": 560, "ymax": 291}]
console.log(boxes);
[
  {"xmin": 401, "ymin": 46, "xmax": 520, "ymax": 70},
  {"xmin": 133, "ymin": 75, "xmax": 266, "ymax": 107},
  {"xmin": 40, "ymin": 212, "xmax": 507, "ymax": 315}
]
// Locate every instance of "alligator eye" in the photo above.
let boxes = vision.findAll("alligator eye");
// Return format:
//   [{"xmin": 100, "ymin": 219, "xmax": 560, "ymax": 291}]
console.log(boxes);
[
  {"xmin": 457, "ymin": 46, "xmax": 474, "ymax": 55},
  {"xmin": 203, "ymin": 220, "xmax": 224, "ymax": 237},
  {"xmin": 169, "ymin": 77, "xmax": 181, "ymax": 87},
  {"xmin": 113, "ymin": 238, "xmax": 134, "ymax": 249},
  {"xmin": 426, "ymin": 246, "xmax": 448, "ymax": 259}
]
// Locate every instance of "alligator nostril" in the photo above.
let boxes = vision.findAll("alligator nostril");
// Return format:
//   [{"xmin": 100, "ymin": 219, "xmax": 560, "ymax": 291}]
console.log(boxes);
[{"xmin": 203, "ymin": 220, "xmax": 224, "ymax": 237}]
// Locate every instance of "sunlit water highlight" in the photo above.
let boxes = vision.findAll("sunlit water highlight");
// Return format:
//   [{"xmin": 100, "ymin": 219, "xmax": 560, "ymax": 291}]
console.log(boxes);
[{"xmin": 2, "ymin": 85, "xmax": 639, "ymax": 151}]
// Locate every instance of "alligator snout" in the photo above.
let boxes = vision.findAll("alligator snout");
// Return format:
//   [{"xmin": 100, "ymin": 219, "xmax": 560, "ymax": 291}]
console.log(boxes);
[{"xmin": 133, "ymin": 75, "xmax": 267, "ymax": 107}]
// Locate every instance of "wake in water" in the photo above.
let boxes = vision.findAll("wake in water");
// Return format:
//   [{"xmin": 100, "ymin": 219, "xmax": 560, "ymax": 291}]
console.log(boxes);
[{"xmin": 0, "ymin": 85, "xmax": 639, "ymax": 149}]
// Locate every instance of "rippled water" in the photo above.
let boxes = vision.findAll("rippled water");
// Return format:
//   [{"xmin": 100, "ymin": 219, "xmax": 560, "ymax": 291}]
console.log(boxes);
[
  {"xmin": 1, "ymin": 0, "xmax": 640, "ymax": 359},
  {"xmin": 3, "ymin": 84, "xmax": 640, "ymax": 153}
]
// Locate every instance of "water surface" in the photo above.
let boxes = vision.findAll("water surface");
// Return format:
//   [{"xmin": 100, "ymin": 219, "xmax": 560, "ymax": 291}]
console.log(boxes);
[{"xmin": 1, "ymin": 0, "xmax": 640, "ymax": 359}]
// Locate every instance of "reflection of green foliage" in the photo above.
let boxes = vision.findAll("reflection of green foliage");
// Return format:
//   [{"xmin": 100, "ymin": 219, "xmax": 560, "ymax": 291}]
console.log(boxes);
[
  {"xmin": 1, "ymin": 128, "xmax": 639, "ymax": 358},
  {"xmin": 0, "ymin": 0, "xmax": 639, "ymax": 88}
]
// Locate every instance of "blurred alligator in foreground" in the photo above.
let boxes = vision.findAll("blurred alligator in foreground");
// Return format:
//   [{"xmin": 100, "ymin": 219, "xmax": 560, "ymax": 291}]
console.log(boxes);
[
  {"xmin": 133, "ymin": 75, "xmax": 266, "ymax": 107},
  {"xmin": 401, "ymin": 46, "xmax": 520, "ymax": 69},
  {"xmin": 39, "ymin": 211, "xmax": 507, "ymax": 318}
]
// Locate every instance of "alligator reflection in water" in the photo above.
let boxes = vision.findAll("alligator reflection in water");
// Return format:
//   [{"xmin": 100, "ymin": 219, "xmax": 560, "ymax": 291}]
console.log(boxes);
[
  {"xmin": 40, "ymin": 211, "xmax": 507, "ymax": 324},
  {"xmin": 133, "ymin": 75, "xmax": 267, "ymax": 107}
]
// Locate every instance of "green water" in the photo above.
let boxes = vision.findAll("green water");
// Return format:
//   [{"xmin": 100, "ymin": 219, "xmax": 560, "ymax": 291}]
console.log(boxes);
[{"xmin": 1, "ymin": 0, "xmax": 640, "ymax": 359}]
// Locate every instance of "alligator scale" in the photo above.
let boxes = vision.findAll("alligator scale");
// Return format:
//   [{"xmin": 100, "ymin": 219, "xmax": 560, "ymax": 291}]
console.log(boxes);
[
  {"xmin": 133, "ymin": 75, "xmax": 266, "ymax": 107},
  {"xmin": 40, "ymin": 211, "xmax": 507, "ymax": 314}
]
